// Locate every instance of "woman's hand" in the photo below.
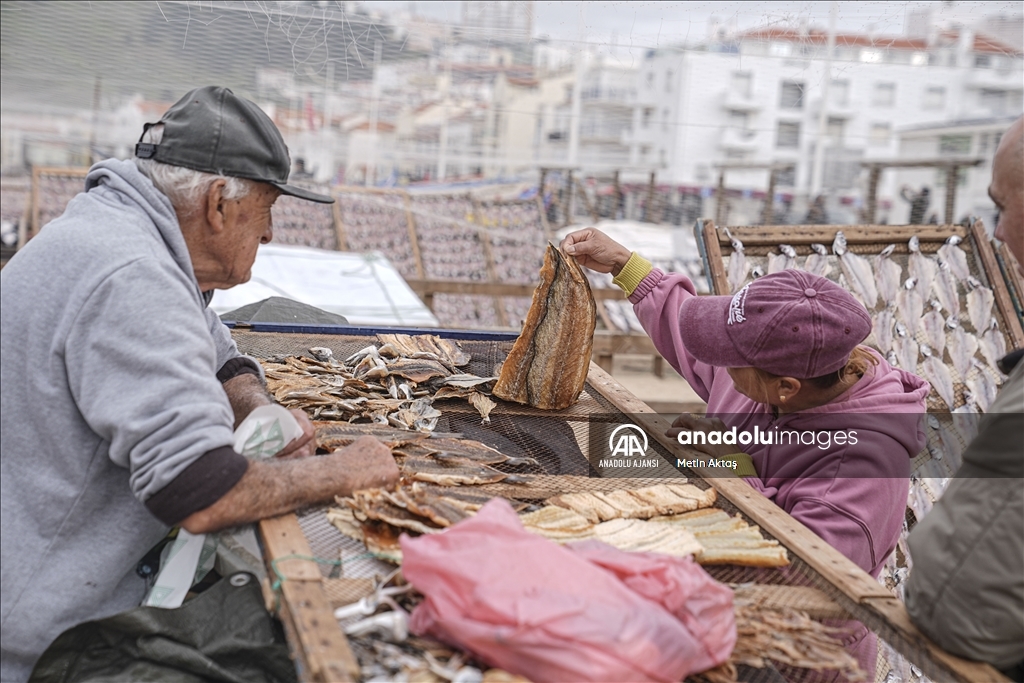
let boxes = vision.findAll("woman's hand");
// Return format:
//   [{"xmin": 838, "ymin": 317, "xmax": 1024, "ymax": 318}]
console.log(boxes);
[
  {"xmin": 666, "ymin": 414, "xmax": 738, "ymax": 458},
  {"xmin": 560, "ymin": 228, "xmax": 632, "ymax": 275}
]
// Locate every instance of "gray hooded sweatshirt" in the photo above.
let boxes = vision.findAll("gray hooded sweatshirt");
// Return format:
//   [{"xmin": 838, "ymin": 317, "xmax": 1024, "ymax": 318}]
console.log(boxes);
[{"xmin": 0, "ymin": 159, "xmax": 255, "ymax": 681}]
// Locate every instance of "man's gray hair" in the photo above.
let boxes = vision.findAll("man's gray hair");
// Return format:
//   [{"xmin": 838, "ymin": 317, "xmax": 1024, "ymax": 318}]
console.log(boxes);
[{"xmin": 134, "ymin": 124, "xmax": 253, "ymax": 214}]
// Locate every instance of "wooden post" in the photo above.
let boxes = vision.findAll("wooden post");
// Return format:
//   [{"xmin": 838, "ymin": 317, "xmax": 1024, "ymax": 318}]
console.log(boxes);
[
  {"xmin": 613, "ymin": 170, "xmax": 623, "ymax": 219},
  {"xmin": 330, "ymin": 192, "xmax": 348, "ymax": 251},
  {"xmin": 761, "ymin": 167, "xmax": 777, "ymax": 226},
  {"xmin": 714, "ymin": 170, "xmax": 727, "ymax": 227},
  {"xmin": 645, "ymin": 171, "xmax": 656, "ymax": 223},
  {"xmin": 401, "ymin": 192, "xmax": 425, "ymax": 279},
  {"xmin": 565, "ymin": 170, "xmax": 575, "ymax": 227},
  {"xmin": 470, "ymin": 196, "xmax": 509, "ymax": 328},
  {"xmin": 944, "ymin": 165, "xmax": 959, "ymax": 225},
  {"xmin": 864, "ymin": 166, "xmax": 881, "ymax": 225}
]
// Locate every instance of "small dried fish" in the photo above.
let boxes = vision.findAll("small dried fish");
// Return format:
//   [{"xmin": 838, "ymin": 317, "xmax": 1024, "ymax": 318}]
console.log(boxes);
[
  {"xmin": 947, "ymin": 321, "xmax": 979, "ymax": 378},
  {"xmin": 921, "ymin": 344, "xmax": 955, "ymax": 410},
  {"xmin": 908, "ymin": 236, "xmax": 937, "ymax": 297},
  {"xmin": 874, "ymin": 244, "xmax": 903, "ymax": 306},
  {"xmin": 804, "ymin": 243, "xmax": 831, "ymax": 277},
  {"xmin": 896, "ymin": 278, "xmax": 924, "ymax": 336},
  {"xmin": 308, "ymin": 347, "xmax": 336, "ymax": 364},
  {"xmin": 386, "ymin": 358, "xmax": 449, "ymax": 383},
  {"xmin": 833, "ymin": 231, "xmax": 878, "ymax": 308},
  {"xmin": 725, "ymin": 229, "xmax": 749, "ymax": 293},
  {"xmin": 873, "ymin": 308, "xmax": 896, "ymax": 355},
  {"xmin": 767, "ymin": 244, "xmax": 797, "ymax": 274},
  {"xmin": 751, "ymin": 265, "xmax": 765, "ymax": 279},
  {"xmin": 978, "ymin": 324, "xmax": 1007, "ymax": 374},
  {"xmin": 468, "ymin": 392, "xmax": 497, "ymax": 424},
  {"xmin": 894, "ymin": 323, "xmax": 919, "ymax": 374},
  {"xmin": 966, "ymin": 361, "xmax": 999, "ymax": 412},
  {"xmin": 937, "ymin": 235, "xmax": 971, "ymax": 282},
  {"xmin": 929, "ymin": 415, "xmax": 963, "ymax": 467},
  {"xmin": 931, "ymin": 259, "xmax": 961, "ymax": 318},
  {"xmin": 441, "ymin": 374, "xmax": 497, "ymax": 388},
  {"xmin": 921, "ymin": 301, "xmax": 947, "ymax": 356},
  {"xmin": 966, "ymin": 278, "xmax": 995, "ymax": 334},
  {"xmin": 401, "ymin": 456, "xmax": 522, "ymax": 486}
]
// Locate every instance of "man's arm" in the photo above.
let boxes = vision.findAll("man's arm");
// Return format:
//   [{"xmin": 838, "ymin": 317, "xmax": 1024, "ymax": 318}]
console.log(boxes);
[
  {"xmin": 223, "ymin": 371, "xmax": 315, "ymax": 458},
  {"xmin": 179, "ymin": 435, "xmax": 399, "ymax": 534}
]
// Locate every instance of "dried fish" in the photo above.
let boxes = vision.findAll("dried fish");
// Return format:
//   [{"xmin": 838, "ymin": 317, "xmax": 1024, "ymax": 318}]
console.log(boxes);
[
  {"xmin": 874, "ymin": 244, "xmax": 903, "ymax": 306},
  {"xmin": 376, "ymin": 334, "xmax": 471, "ymax": 368},
  {"xmin": 896, "ymin": 278, "xmax": 925, "ymax": 337},
  {"xmin": 493, "ymin": 244, "xmax": 596, "ymax": 410},
  {"xmin": 966, "ymin": 361, "xmax": 1000, "ymax": 412},
  {"xmin": 931, "ymin": 259, "xmax": 961, "ymax": 318},
  {"xmin": 401, "ymin": 457, "xmax": 514, "ymax": 486},
  {"xmin": 520, "ymin": 506, "xmax": 595, "ymax": 542},
  {"xmin": 308, "ymin": 347, "xmax": 336, "ymax": 364},
  {"xmin": 345, "ymin": 490, "xmax": 444, "ymax": 535},
  {"xmin": 386, "ymin": 358, "xmax": 450, "ymax": 383},
  {"xmin": 937, "ymin": 235, "xmax": 971, "ymax": 282},
  {"xmin": 468, "ymin": 392, "xmax": 497, "ymax": 424},
  {"xmin": 921, "ymin": 301, "xmax": 947, "ymax": 356},
  {"xmin": 966, "ymin": 278, "xmax": 995, "ymax": 334},
  {"xmin": 929, "ymin": 415, "xmax": 963, "ymax": 466},
  {"xmin": 833, "ymin": 231, "xmax": 878, "ymax": 308},
  {"xmin": 894, "ymin": 323, "xmax": 919, "ymax": 374},
  {"xmin": 767, "ymin": 245, "xmax": 796, "ymax": 274},
  {"xmin": 417, "ymin": 437, "xmax": 538, "ymax": 467},
  {"xmin": 751, "ymin": 265, "xmax": 765, "ymax": 279},
  {"xmin": 592, "ymin": 518, "xmax": 703, "ymax": 558},
  {"xmin": 978, "ymin": 324, "xmax": 1007, "ymax": 374},
  {"xmin": 725, "ymin": 229, "xmax": 749, "ymax": 293},
  {"xmin": 315, "ymin": 422, "xmax": 436, "ymax": 450},
  {"xmin": 921, "ymin": 345, "xmax": 955, "ymax": 410},
  {"xmin": 389, "ymin": 485, "xmax": 475, "ymax": 527},
  {"xmin": 873, "ymin": 308, "xmax": 896, "ymax": 355},
  {"xmin": 908, "ymin": 236, "xmax": 937, "ymax": 297},
  {"xmin": 441, "ymin": 374, "xmax": 497, "ymax": 388},
  {"xmin": 803, "ymin": 243, "xmax": 831, "ymax": 277},
  {"xmin": 947, "ymin": 321, "xmax": 979, "ymax": 378}
]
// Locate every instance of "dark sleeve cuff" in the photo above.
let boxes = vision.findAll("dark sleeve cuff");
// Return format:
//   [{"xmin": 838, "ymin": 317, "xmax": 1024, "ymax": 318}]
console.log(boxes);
[
  {"xmin": 145, "ymin": 446, "xmax": 249, "ymax": 525},
  {"xmin": 217, "ymin": 357, "xmax": 262, "ymax": 383}
]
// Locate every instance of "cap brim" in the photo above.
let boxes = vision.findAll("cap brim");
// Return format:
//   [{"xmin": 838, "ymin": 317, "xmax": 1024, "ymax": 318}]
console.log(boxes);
[
  {"xmin": 271, "ymin": 181, "xmax": 335, "ymax": 204},
  {"xmin": 679, "ymin": 295, "xmax": 752, "ymax": 368}
]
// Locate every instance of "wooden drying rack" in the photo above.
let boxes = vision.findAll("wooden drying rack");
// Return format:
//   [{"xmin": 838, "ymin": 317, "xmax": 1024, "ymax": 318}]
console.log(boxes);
[{"xmin": 256, "ymin": 356, "xmax": 1007, "ymax": 683}]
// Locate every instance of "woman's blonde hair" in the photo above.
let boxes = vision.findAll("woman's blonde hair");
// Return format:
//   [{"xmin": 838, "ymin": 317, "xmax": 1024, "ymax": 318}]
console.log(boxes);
[{"xmin": 750, "ymin": 345, "xmax": 878, "ymax": 402}]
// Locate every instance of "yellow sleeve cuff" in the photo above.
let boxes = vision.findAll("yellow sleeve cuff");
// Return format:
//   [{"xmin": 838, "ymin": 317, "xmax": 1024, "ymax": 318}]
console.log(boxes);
[
  {"xmin": 611, "ymin": 252, "xmax": 653, "ymax": 296},
  {"xmin": 721, "ymin": 452, "xmax": 758, "ymax": 477}
]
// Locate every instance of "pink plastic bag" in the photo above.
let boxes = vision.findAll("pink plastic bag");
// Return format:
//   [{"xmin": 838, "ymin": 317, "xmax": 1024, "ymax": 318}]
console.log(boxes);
[{"xmin": 401, "ymin": 499, "xmax": 735, "ymax": 683}]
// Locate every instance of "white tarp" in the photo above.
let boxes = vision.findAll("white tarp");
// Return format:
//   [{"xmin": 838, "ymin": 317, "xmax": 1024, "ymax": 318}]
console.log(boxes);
[{"xmin": 209, "ymin": 244, "xmax": 438, "ymax": 327}]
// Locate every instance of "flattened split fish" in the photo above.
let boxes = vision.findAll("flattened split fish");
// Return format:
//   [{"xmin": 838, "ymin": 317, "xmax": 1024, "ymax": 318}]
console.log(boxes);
[
  {"xmin": 931, "ymin": 259, "xmax": 961, "ymax": 318},
  {"xmin": 966, "ymin": 277, "xmax": 994, "ymax": 334},
  {"xmin": 978, "ymin": 323, "xmax": 1007, "ymax": 374},
  {"xmin": 833, "ymin": 231, "xmax": 878, "ymax": 308},
  {"xmin": 896, "ymin": 278, "xmax": 924, "ymax": 337},
  {"xmin": 966, "ymin": 361, "xmax": 999, "ymax": 412},
  {"xmin": 921, "ymin": 301, "xmax": 947, "ymax": 356},
  {"xmin": 874, "ymin": 244, "xmax": 903, "ymax": 306},
  {"xmin": 894, "ymin": 322, "xmax": 919, "ymax": 374},
  {"xmin": 921, "ymin": 344, "xmax": 955, "ymax": 410},
  {"xmin": 767, "ymin": 244, "xmax": 798, "ymax": 274},
  {"xmin": 804, "ymin": 243, "xmax": 831, "ymax": 277},
  {"xmin": 908, "ymin": 236, "xmax": 937, "ymax": 297},
  {"xmin": 937, "ymin": 235, "xmax": 971, "ymax": 282},
  {"xmin": 947, "ymin": 320, "xmax": 979, "ymax": 378},
  {"xmin": 725, "ymin": 228, "xmax": 749, "ymax": 294},
  {"xmin": 873, "ymin": 308, "xmax": 896, "ymax": 355}
]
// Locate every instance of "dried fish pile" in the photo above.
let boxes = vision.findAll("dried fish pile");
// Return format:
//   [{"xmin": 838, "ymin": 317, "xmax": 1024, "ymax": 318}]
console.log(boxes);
[{"xmin": 261, "ymin": 334, "xmax": 499, "ymax": 427}]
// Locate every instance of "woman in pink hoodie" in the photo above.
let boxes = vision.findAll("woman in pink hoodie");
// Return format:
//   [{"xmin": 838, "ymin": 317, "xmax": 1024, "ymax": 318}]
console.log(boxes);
[{"xmin": 562, "ymin": 228, "xmax": 930, "ymax": 580}]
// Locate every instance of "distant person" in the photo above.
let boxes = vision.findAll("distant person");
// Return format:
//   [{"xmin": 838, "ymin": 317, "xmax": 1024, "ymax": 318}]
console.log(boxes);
[
  {"xmin": 900, "ymin": 185, "xmax": 930, "ymax": 224},
  {"xmin": 804, "ymin": 194, "xmax": 827, "ymax": 224},
  {"xmin": 904, "ymin": 115, "xmax": 1024, "ymax": 681}
]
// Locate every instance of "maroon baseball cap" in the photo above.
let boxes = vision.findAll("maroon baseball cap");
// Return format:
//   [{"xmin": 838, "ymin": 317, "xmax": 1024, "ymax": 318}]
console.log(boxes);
[{"xmin": 680, "ymin": 270, "xmax": 871, "ymax": 378}]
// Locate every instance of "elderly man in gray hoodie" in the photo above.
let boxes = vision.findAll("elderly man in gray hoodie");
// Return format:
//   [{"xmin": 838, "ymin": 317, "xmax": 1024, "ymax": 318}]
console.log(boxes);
[{"xmin": 0, "ymin": 86, "xmax": 399, "ymax": 680}]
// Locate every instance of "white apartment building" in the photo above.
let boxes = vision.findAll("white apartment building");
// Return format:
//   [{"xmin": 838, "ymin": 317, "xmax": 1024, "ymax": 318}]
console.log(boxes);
[{"xmin": 630, "ymin": 26, "xmax": 1022, "ymax": 223}]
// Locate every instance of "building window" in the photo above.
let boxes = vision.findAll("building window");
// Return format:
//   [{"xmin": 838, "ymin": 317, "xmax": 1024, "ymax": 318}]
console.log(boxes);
[
  {"xmin": 974, "ymin": 54, "xmax": 992, "ymax": 68},
  {"xmin": 873, "ymin": 82, "xmax": 896, "ymax": 107},
  {"xmin": 731, "ymin": 71, "xmax": 752, "ymax": 97},
  {"xmin": 729, "ymin": 110, "xmax": 749, "ymax": 129},
  {"xmin": 831, "ymin": 79, "xmax": 849, "ymax": 107},
  {"xmin": 646, "ymin": 72, "xmax": 655, "ymax": 89},
  {"xmin": 640, "ymin": 145, "xmax": 651, "ymax": 160},
  {"xmin": 780, "ymin": 81, "xmax": 804, "ymax": 109},
  {"xmin": 777, "ymin": 121, "xmax": 801, "ymax": 148},
  {"xmin": 939, "ymin": 135, "xmax": 971, "ymax": 155},
  {"xmin": 860, "ymin": 49, "xmax": 883, "ymax": 63},
  {"xmin": 665, "ymin": 70, "xmax": 673, "ymax": 93},
  {"xmin": 923, "ymin": 86, "xmax": 946, "ymax": 110},
  {"xmin": 980, "ymin": 88, "xmax": 1008, "ymax": 115},
  {"xmin": 642, "ymin": 107, "xmax": 653, "ymax": 128},
  {"xmin": 911, "ymin": 52, "xmax": 928, "ymax": 66},
  {"xmin": 869, "ymin": 123, "xmax": 891, "ymax": 146},
  {"xmin": 663, "ymin": 109, "xmax": 670, "ymax": 132},
  {"xmin": 826, "ymin": 117, "xmax": 845, "ymax": 143},
  {"xmin": 769, "ymin": 42, "xmax": 792, "ymax": 57},
  {"xmin": 776, "ymin": 164, "xmax": 797, "ymax": 186}
]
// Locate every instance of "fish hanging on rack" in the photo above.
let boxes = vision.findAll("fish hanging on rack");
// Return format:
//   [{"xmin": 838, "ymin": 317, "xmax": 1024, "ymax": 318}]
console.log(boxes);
[
  {"xmin": 896, "ymin": 278, "xmax": 924, "ymax": 337},
  {"xmin": 929, "ymin": 415, "xmax": 963, "ymax": 469},
  {"xmin": 803, "ymin": 243, "xmax": 831, "ymax": 277},
  {"xmin": 767, "ymin": 244, "xmax": 798, "ymax": 274},
  {"xmin": 978, "ymin": 322, "xmax": 1007, "ymax": 375},
  {"xmin": 894, "ymin": 322, "xmax": 919, "ymax": 375},
  {"xmin": 937, "ymin": 235, "xmax": 971, "ymax": 282},
  {"xmin": 908, "ymin": 236, "xmax": 937, "ymax": 297},
  {"xmin": 874, "ymin": 244, "xmax": 903, "ymax": 307},
  {"xmin": 931, "ymin": 259, "xmax": 961, "ymax": 318},
  {"xmin": 921, "ymin": 301, "xmax": 947, "ymax": 357},
  {"xmin": 965, "ymin": 277, "xmax": 994, "ymax": 334},
  {"xmin": 952, "ymin": 402, "xmax": 981, "ymax": 442},
  {"xmin": 947, "ymin": 320, "xmax": 979, "ymax": 379},
  {"xmin": 725, "ymin": 228, "xmax": 749, "ymax": 294},
  {"xmin": 966, "ymin": 360, "xmax": 999, "ymax": 412},
  {"xmin": 873, "ymin": 308, "xmax": 896, "ymax": 355},
  {"xmin": 921, "ymin": 344, "xmax": 955, "ymax": 410},
  {"xmin": 833, "ymin": 231, "xmax": 878, "ymax": 308},
  {"xmin": 751, "ymin": 265, "xmax": 766, "ymax": 279}
]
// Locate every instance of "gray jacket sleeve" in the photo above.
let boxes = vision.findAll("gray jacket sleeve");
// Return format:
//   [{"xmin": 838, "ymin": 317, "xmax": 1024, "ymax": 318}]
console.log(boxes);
[
  {"xmin": 64, "ymin": 258, "xmax": 243, "ymax": 506},
  {"xmin": 202, "ymin": 305, "xmax": 265, "ymax": 384}
]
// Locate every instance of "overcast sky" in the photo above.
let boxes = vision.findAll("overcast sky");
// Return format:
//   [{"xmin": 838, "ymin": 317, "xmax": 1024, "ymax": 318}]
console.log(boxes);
[{"xmin": 362, "ymin": 1, "xmax": 1019, "ymax": 49}]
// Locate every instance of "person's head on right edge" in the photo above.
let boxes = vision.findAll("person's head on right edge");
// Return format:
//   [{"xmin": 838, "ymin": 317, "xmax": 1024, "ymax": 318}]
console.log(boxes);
[
  {"xmin": 992, "ymin": 115, "xmax": 1023, "ymax": 276},
  {"xmin": 680, "ymin": 270, "xmax": 875, "ymax": 413}
]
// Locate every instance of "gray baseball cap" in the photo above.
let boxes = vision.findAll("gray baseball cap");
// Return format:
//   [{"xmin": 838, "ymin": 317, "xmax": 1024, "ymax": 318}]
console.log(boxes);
[{"xmin": 135, "ymin": 86, "xmax": 334, "ymax": 204}]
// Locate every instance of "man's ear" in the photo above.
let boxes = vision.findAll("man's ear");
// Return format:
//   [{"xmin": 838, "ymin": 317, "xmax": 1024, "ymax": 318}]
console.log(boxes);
[{"xmin": 205, "ymin": 179, "xmax": 229, "ymax": 234}]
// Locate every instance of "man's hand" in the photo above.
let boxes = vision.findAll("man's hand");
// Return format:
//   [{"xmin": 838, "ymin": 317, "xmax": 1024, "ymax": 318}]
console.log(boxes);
[
  {"xmin": 275, "ymin": 408, "xmax": 316, "ymax": 459},
  {"xmin": 560, "ymin": 228, "xmax": 632, "ymax": 275},
  {"xmin": 666, "ymin": 414, "xmax": 738, "ymax": 458}
]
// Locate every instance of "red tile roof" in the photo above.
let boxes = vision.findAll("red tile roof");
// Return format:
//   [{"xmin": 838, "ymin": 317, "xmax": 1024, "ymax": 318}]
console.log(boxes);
[{"xmin": 737, "ymin": 27, "xmax": 1021, "ymax": 56}]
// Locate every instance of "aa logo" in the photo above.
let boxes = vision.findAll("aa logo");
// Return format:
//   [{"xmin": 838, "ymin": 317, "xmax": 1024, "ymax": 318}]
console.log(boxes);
[{"xmin": 608, "ymin": 424, "xmax": 649, "ymax": 457}]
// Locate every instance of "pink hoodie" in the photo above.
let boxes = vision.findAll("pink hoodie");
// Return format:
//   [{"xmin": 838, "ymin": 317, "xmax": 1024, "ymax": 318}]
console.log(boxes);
[{"xmin": 630, "ymin": 269, "xmax": 930, "ymax": 578}]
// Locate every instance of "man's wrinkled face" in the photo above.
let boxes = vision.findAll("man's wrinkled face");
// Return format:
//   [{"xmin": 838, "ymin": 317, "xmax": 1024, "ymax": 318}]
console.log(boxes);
[
  {"xmin": 991, "ymin": 119, "xmax": 1024, "ymax": 276},
  {"xmin": 217, "ymin": 183, "xmax": 279, "ymax": 287}
]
